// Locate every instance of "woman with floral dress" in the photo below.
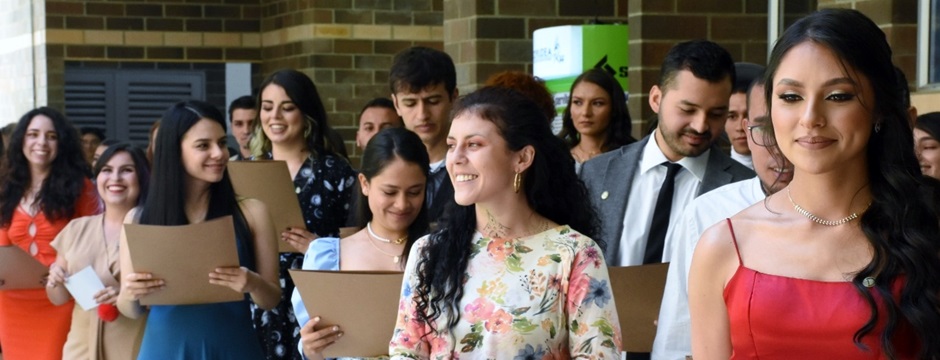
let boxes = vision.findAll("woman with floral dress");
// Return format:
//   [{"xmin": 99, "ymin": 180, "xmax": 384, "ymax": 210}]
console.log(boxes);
[
  {"xmin": 389, "ymin": 87, "xmax": 622, "ymax": 358},
  {"xmin": 251, "ymin": 69, "xmax": 356, "ymax": 359}
]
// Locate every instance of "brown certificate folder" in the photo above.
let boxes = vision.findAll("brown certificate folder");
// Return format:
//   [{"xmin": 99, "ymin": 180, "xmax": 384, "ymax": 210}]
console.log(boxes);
[
  {"xmin": 123, "ymin": 216, "xmax": 243, "ymax": 305},
  {"xmin": 289, "ymin": 269, "xmax": 403, "ymax": 357},
  {"xmin": 0, "ymin": 246, "xmax": 48, "ymax": 290},
  {"xmin": 228, "ymin": 160, "xmax": 306, "ymax": 253},
  {"xmin": 608, "ymin": 262, "xmax": 670, "ymax": 352}
]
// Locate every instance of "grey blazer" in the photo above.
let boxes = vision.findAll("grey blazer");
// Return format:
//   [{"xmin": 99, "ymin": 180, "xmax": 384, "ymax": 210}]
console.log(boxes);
[{"xmin": 580, "ymin": 135, "xmax": 755, "ymax": 265}]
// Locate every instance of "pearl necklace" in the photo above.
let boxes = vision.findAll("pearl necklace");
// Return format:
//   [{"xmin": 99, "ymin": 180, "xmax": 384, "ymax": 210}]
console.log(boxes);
[
  {"xmin": 787, "ymin": 188, "xmax": 870, "ymax": 226},
  {"xmin": 366, "ymin": 222, "xmax": 406, "ymax": 245},
  {"xmin": 365, "ymin": 226, "xmax": 404, "ymax": 264}
]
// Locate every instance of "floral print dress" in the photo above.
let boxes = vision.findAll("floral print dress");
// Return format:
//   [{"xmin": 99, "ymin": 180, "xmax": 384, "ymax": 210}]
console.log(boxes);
[
  {"xmin": 390, "ymin": 226, "xmax": 622, "ymax": 359},
  {"xmin": 251, "ymin": 153, "xmax": 356, "ymax": 360}
]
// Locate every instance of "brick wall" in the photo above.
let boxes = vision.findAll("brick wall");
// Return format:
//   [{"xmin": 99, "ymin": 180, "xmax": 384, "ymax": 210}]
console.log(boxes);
[
  {"xmin": 0, "ymin": 0, "xmax": 44, "ymax": 123},
  {"xmin": 627, "ymin": 0, "xmax": 770, "ymax": 134},
  {"xmin": 258, "ymin": 0, "xmax": 444, "ymax": 164},
  {"xmin": 817, "ymin": 0, "xmax": 918, "ymax": 90}
]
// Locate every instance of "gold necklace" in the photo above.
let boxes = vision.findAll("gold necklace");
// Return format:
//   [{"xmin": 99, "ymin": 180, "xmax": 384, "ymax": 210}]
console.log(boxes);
[
  {"xmin": 365, "ymin": 230, "xmax": 403, "ymax": 263},
  {"xmin": 573, "ymin": 145, "xmax": 600, "ymax": 162},
  {"xmin": 786, "ymin": 188, "xmax": 871, "ymax": 226},
  {"xmin": 366, "ymin": 222, "xmax": 406, "ymax": 245}
]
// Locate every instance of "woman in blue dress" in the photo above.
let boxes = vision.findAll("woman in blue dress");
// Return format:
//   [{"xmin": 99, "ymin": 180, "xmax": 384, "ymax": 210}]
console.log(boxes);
[
  {"xmin": 117, "ymin": 100, "xmax": 281, "ymax": 359},
  {"xmin": 291, "ymin": 127, "xmax": 429, "ymax": 359}
]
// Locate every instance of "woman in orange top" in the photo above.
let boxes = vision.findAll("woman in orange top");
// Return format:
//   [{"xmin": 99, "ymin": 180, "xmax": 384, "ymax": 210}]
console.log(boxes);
[{"xmin": 0, "ymin": 107, "xmax": 100, "ymax": 360}]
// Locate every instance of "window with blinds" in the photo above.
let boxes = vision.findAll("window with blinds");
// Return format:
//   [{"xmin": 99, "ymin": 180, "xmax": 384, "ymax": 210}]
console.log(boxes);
[{"xmin": 64, "ymin": 69, "xmax": 205, "ymax": 148}]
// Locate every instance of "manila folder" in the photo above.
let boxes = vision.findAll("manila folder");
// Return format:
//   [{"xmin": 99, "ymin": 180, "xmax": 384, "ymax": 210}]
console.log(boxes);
[
  {"xmin": 228, "ymin": 160, "xmax": 305, "ymax": 253},
  {"xmin": 0, "ymin": 246, "xmax": 48, "ymax": 290},
  {"xmin": 123, "ymin": 216, "xmax": 243, "ymax": 306},
  {"xmin": 290, "ymin": 269, "xmax": 403, "ymax": 357},
  {"xmin": 608, "ymin": 262, "xmax": 670, "ymax": 352}
]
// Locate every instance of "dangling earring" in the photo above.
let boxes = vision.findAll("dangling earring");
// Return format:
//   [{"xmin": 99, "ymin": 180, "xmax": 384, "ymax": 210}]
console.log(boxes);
[
  {"xmin": 513, "ymin": 172, "xmax": 522, "ymax": 193},
  {"xmin": 874, "ymin": 121, "xmax": 882, "ymax": 133}
]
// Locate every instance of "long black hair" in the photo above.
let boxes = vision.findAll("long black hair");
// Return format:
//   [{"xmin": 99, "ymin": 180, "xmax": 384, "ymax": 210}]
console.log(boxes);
[
  {"xmin": 765, "ymin": 9, "xmax": 940, "ymax": 358},
  {"xmin": 94, "ymin": 142, "xmax": 151, "ymax": 208},
  {"xmin": 251, "ymin": 69, "xmax": 339, "ymax": 160},
  {"xmin": 558, "ymin": 68, "xmax": 635, "ymax": 152},
  {"xmin": 0, "ymin": 107, "xmax": 91, "ymax": 226},
  {"xmin": 355, "ymin": 127, "xmax": 430, "ymax": 268},
  {"xmin": 139, "ymin": 101, "xmax": 251, "ymax": 263},
  {"xmin": 413, "ymin": 86, "xmax": 602, "ymax": 333}
]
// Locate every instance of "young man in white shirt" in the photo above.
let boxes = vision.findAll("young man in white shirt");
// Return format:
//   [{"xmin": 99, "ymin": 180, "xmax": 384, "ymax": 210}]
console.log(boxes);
[
  {"xmin": 652, "ymin": 77, "xmax": 794, "ymax": 360},
  {"xmin": 389, "ymin": 47, "xmax": 458, "ymax": 220},
  {"xmin": 580, "ymin": 40, "xmax": 754, "ymax": 267}
]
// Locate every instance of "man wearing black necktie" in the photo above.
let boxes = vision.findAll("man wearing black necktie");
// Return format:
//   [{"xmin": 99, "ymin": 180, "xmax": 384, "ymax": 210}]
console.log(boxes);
[{"xmin": 580, "ymin": 40, "xmax": 754, "ymax": 267}]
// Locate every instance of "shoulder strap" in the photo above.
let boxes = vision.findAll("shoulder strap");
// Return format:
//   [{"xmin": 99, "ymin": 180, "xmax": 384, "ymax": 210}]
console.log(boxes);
[{"xmin": 725, "ymin": 218, "xmax": 743, "ymax": 266}]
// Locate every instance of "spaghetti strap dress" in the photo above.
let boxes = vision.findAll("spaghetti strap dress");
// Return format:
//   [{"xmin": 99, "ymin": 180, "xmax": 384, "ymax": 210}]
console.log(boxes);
[
  {"xmin": 0, "ymin": 179, "xmax": 100, "ymax": 360},
  {"xmin": 722, "ymin": 219, "xmax": 919, "ymax": 359},
  {"xmin": 136, "ymin": 215, "xmax": 264, "ymax": 360}
]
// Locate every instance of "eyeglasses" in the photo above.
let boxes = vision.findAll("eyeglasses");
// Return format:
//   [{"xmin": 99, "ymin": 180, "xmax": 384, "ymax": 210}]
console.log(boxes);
[{"xmin": 746, "ymin": 118, "xmax": 776, "ymax": 147}]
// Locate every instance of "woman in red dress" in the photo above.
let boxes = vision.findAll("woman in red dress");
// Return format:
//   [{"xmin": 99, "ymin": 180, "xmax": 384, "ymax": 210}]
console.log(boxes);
[
  {"xmin": 0, "ymin": 107, "xmax": 100, "ymax": 360},
  {"xmin": 690, "ymin": 9, "xmax": 940, "ymax": 360}
]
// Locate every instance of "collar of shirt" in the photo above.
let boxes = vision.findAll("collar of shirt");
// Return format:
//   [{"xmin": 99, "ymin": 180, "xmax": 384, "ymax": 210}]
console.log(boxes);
[
  {"xmin": 730, "ymin": 148, "xmax": 754, "ymax": 170},
  {"xmin": 429, "ymin": 159, "xmax": 446, "ymax": 174},
  {"xmin": 639, "ymin": 132, "xmax": 710, "ymax": 182}
]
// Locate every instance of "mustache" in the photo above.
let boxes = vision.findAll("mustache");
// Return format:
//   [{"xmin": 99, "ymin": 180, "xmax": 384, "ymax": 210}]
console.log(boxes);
[{"xmin": 680, "ymin": 128, "xmax": 710, "ymax": 137}]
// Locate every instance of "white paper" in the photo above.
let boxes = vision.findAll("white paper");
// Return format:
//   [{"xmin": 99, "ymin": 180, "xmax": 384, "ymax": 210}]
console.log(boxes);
[{"xmin": 64, "ymin": 266, "xmax": 106, "ymax": 310}]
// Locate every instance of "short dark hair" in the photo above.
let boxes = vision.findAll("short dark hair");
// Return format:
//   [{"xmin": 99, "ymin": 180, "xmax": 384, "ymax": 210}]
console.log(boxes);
[
  {"xmin": 733, "ymin": 62, "xmax": 765, "ymax": 94},
  {"xmin": 658, "ymin": 40, "xmax": 736, "ymax": 91},
  {"xmin": 94, "ymin": 142, "xmax": 151, "ymax": 207},
  {"xmin": 388, "ymin": 46, "xmax": 456, "ymax": 97},
  {"xmin": 360, "ymin": 97, "xmax": 396, "ymax": 114},
  {"xmin": 228, "ymin": 95, "xmax": 256, "ymax": 119},
  {"xmin": 81, "ymin": 127, "xmax": 106, "ymax": 141}
]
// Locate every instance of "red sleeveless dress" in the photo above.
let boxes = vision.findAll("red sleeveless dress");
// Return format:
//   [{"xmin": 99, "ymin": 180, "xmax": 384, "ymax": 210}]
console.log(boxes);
[{"xmin": 722, "ymin": 219, "xmax": 919, "ymax": 359}]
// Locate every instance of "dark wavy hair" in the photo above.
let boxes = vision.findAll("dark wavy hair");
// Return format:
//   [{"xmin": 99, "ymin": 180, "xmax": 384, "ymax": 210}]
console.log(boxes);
[
  {"xmin": 251, "ymin": 69, "xmax": 339, "ymax": 160},
  {"xmin": 764, "ymin": 9, "xmax": 940, "ymax": 358},
  {"xmin": 0, "ymin": 107, "xmax": 91, "ymax": 226},
  {"xmin": 558, "ymin": 68, "xmax": 635, "ymax": 152},
  {"xmin": 355, "ymin": 127, "xmax": 430, "ymax": 269},
  {"xmin": 484, "ymin": 71, "xmax": 556, "ymax": 122},
  {"xmin": 94, "ymin": 142, "xmax": 151, "ymax": 208},
  {"xmin": 139, "ymin": 101, "xmax": 251, "ymax": 261},
  {"xmin": 413, "ymin": 87, "xmax": 603, "ymax": 334}
]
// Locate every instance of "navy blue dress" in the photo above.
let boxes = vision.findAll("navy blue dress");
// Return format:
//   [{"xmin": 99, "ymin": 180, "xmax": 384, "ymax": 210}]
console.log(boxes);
[{"xmin": 137, "ymin": 214, "xmax": 263, "ymax": 360}]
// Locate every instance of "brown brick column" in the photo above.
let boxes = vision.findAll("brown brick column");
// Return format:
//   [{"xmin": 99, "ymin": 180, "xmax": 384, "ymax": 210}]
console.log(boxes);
[
  {"xmin": 627, "ymin": 0, "xmax": 769, "ymax": 135},
  {"xmin": 818, "ymin": 0, "xmax": 918, "ymax": 89}
]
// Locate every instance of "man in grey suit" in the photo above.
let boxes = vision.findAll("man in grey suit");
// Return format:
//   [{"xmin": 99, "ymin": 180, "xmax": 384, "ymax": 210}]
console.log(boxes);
[{"xmin": 581, "ymin": 40, "xmax": 754, "ymax": 267}]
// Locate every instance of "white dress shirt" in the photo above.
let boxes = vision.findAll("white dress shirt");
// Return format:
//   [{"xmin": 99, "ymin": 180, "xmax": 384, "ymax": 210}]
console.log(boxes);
[
  {"xmin": 730, "ymin": 148, "xmax": 753, "ymax": 170},
  {"xmin": 617, "ymin": 135, "xmax": 710, "ymax": 266},
  {"xmin": 652, "ymin": 176, "xmax": 764, "ymax": 360}
]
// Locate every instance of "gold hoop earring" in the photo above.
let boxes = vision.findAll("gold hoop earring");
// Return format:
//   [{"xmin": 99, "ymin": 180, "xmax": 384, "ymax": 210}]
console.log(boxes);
[{"xmin": 513, "ymin": 172, "xmax": 522, "ymax": 193}]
